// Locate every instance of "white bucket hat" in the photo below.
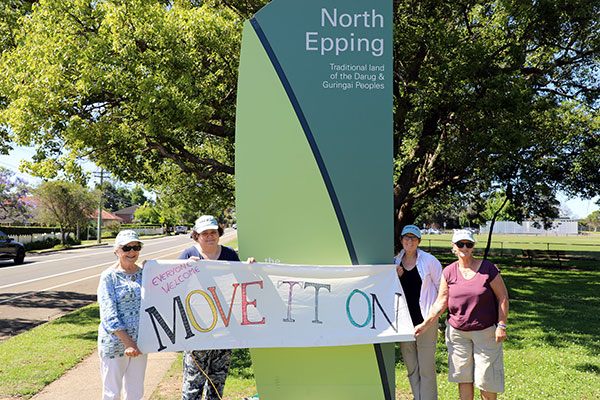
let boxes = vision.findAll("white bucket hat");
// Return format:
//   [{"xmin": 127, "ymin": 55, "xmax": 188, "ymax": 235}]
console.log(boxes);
[{"xmin": 452, "ymin": 229, "xmax": 476, "ymax": 244}]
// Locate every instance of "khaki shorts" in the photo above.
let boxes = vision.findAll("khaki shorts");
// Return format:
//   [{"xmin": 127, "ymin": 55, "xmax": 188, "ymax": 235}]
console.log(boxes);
[{"xmin": 446, "ymin": 324, "xmax": 505, "ymax": 393}]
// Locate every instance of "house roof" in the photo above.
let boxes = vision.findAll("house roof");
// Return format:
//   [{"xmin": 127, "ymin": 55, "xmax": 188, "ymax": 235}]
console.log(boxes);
[
  {"xmin": 90, "ymin": 209, "xmax": 124, "ymax": 221},
  {"xmin": 114, "ymin": 205, "xmax": 141, "ymax": 215}
]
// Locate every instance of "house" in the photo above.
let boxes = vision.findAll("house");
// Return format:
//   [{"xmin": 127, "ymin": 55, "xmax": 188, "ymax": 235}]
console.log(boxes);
[
  {"xmin": 114, "ymin": 205, "xmax": 140, "ymax": 224},
  {"xmin": 90, "ymin": 209, "xmax": 124, "ymax": 227}
]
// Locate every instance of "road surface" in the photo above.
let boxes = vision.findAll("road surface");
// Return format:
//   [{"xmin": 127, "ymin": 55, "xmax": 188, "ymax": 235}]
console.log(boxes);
[{"xmin": 0, "ymin": 230, "xmax": 237, "ymax": 340}]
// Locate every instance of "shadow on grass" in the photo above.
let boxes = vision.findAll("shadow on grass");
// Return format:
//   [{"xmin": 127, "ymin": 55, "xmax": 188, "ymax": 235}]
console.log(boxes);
[
  {"xmin": 414, "ymin": 251, "xmax": 600, "ymax": 356},
  {"xmin": 575, "ymin": 363, "xmax": 600, "ymax": 374},
  {"xmin": 492, "ymin": 262, "xmax": 600, "ymax": 356},
  {"xmin": 0, "ymin": 291, "xmax": 97, "ymax": 339}
]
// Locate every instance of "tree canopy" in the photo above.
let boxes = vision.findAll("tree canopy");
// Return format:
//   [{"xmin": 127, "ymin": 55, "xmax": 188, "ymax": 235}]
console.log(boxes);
[
  {"xmin": 34, "ymin": 180, "xmax": 96, "ymax": 243},
  {"xmin": 1, "ymin": 0, "xmax": 599, "ymax": 242}
]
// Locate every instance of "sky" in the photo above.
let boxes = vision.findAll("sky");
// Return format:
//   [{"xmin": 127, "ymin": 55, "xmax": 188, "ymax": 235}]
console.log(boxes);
[{"xmin": 1, "ymin": 145, "xmax": 598, "ymax": 219}]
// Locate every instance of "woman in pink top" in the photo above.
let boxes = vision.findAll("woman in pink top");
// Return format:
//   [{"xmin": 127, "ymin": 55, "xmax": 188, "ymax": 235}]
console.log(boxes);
[{"xmin": 415, "ymin": 230, "xmax": 509, "ymax": 400}]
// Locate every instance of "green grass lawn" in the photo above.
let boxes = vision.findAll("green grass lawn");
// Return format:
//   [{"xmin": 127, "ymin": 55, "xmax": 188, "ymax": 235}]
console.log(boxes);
[
  {"xmin": 420, "ymin": 233, "xmax": 600, "ymax": 261},
  {"xmin": 1, "ymin": 247, "xmax": 599, "ymax": 399},
  {"xmin": 0, "ymin": 304, "xmax": 100, "ymax": 398},
  {"xmin": 394, "ymin": 254, "xmax": 600, "ymax": 399}
]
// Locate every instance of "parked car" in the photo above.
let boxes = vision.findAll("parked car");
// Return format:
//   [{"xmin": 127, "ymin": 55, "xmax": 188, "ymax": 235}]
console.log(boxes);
[
  {"xmin": 0, "ymin": 230, "xmax": 26, "ymax": 264},
  {"xmin": 428, "ymin": 228, "xmax": 442, "ymax": 234},
  {"xmin": 420, "ymin": 228, "xmax": 430, "ymax": 235},
  {"xmin": 174, "ymin": 225, "xmax": 188, "ymax": 235}
]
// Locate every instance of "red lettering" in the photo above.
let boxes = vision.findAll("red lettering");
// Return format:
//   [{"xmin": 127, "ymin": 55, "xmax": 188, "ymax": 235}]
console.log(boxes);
[
  {"xmin": 241, "ymin": 281, "xmax": 265, "ymax": 325},
  {"xmin": 207, "ymin": 284, "xmax": 240, "ymax": 327}
]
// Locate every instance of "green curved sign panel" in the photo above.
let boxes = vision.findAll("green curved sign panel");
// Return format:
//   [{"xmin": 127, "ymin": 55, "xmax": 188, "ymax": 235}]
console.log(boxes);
[{"xmin": 236, "ymin": 0, "xmax": 394, "ymax": 398}]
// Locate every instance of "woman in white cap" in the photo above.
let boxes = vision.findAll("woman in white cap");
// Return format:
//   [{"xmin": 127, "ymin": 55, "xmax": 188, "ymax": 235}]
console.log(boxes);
[
  {"xmin": 395, "ymin": 224, "xmax": 443, "ymax": 400},
  {"xmin": 415, "ymin": 229, "xmax": 509, "ymax": 400},
  {"xmin": 179, "ymin": 215, "xmax": 252, "ymax": 400},
  {"xmin": 97, "ymin": 229, "xmax": 147, "ymax": 400}
]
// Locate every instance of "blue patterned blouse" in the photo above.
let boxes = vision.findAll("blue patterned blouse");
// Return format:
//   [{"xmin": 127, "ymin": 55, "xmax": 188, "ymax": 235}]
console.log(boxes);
[{"xmin": 97, "ymin": 265, "xmax": 143, "ymax": 359}]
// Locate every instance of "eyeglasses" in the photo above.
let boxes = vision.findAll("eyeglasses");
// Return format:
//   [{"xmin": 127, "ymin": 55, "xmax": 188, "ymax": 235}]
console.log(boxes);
[
  {"xmin": 200, "ymin": 230, "xmax": 219, "ymax": 238},
  {"xmin": 121, "ymin": 244, "xmax": 142, "ymax": 252},
  {"xmin": 455, "ymin": 241, "xmax": 474, "ymax": 248},
  {"xmin": 402, "ymin": 235, "xmax": 420, "ymax": 242}
]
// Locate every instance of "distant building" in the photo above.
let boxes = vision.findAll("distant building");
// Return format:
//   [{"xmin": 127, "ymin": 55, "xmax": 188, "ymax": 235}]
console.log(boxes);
[
  {"xmin": 90, "ymin": 209, "xmax": 124, "ymax": 227},
  {"xmin": 114, "ymin": 205, "xmax": 140, "ymax": 224},
  {"xmin": 480, "ymin": 218, "xmax": 578, "ymax": 235}
]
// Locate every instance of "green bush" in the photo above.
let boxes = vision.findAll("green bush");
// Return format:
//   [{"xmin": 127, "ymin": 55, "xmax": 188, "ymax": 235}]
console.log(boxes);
[
  {"xmin": 24, "ymin": 237, "xmax": 61, "ymax": 251},
  {"xmin": 0, "ymin": 226, "xmax": 61, "ymax": 235},
  {"xmin": 65, "ymin": 235, "xmax": 81, "ymax": 246},
  {"xmin": 105, "ymin": 221, "xmax": 121, "ymax": 237}
]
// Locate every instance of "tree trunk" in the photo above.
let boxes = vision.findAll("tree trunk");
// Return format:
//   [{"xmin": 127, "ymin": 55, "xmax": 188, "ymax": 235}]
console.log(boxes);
[
  {"xmin": 395, "ymin": 199, "xmax": 416, "ymax": 253},
  {"xmin": 483, "ymin": 196, "xmax": 510, "ymax": 260}
]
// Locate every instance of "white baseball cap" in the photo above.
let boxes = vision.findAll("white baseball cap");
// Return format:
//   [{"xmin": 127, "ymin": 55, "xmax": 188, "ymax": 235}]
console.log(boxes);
[
  {"xmin": 193, "ymin": 215, "xmax": 219, "ymax": 234},
  {"xmin": 114, "ymin": 230, "xmax": 143, "ymax": 249},
  {"xmin": 452, "ymin": 229, "xmax": 476, "ymax": 244}
]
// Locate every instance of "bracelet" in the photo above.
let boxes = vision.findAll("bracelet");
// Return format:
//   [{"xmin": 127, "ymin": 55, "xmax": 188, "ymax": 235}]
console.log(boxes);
[{"xmin": 497, "ymin": 323, "xmax": 507, "ymax": 330}]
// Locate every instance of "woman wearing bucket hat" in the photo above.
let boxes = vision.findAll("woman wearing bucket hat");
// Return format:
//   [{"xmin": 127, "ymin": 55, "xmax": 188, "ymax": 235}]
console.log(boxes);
[
  {"xmin": 179, "ymin": 215, "xmax": 253, "ymax": 400},
  {"xmin": 97, "ymin": 230, "xmax": 147, "ymax": 400},
  {"xmin": 395, "ymin": 224, "xmax": 443, "ymax": 400},
  {"xmin": 415, "ymin": 229, "xmax": 509, "ymax": 400}
]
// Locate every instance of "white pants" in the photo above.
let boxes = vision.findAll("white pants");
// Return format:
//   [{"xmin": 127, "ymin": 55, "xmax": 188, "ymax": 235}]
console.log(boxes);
[
  {"xmin": 100, "ymin": 354, "xmax": 148, "ymax": 400},
  {"xmin": 400, "ymin": 320, "xmax": 439, "ymax": 400}
]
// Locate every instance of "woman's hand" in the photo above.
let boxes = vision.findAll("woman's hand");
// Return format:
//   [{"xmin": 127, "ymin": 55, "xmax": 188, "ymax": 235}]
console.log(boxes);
[
  {"xmin": 414, "ymin": 322, "xmax": 428, "ymax": 337},
  {"xmin": 495, "ymin": 326, "xmax": 507, "ymax": 343},
  {"xmin": 396, "ymin": 264, "xmax": 404, "ymax": 278},
  {"xmin": 124, "ymin": 344, "xmax": 142, "ymax": 357},
  {"xmin": 246, "ymin": 257, "xmax": 256, "ymax": 264},
  {"xmin": 189, "ymin": 256, "xmax": 201, "ymax": 261}
]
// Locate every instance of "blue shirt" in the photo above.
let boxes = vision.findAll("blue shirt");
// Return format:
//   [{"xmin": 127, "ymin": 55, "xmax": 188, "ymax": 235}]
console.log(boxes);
[
  {"xmin": 97, "ymin": 266, "xmax": 143, "ymax": 358},
  {"xmin": 178, "ymin": 245, "xmax": 240, "ymax": 261}
]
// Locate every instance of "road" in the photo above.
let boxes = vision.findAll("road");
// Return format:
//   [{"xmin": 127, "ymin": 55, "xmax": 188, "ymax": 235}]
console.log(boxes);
[{"xmin": 0, "ymin": 230, "xmax": 237, "ymax": 341}]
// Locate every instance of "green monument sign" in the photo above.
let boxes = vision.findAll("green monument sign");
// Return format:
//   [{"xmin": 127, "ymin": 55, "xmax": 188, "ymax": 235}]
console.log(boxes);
[{"xmin": 236, "ymin": 0, "xmax": 395, "ymax": 398}]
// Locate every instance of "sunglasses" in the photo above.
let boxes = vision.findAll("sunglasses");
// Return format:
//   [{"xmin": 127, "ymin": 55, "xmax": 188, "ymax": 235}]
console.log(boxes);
[
  {"xmin": 121, "ymin": 244, "xmax": 142, "ymax": 252},
  {"xmin": 455, "ymin": 241, "xmax": 474, "ymax": 248}
]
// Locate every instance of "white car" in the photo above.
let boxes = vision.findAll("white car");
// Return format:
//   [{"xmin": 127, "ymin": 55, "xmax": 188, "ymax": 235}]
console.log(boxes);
[{"xmin": 174, "ymin": 226, "xmax": 187, "ymax": 235}]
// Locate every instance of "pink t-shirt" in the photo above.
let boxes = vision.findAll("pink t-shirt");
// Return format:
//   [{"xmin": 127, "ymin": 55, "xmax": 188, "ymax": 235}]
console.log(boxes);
[{"xmin": 443, "ymin": 259, "xmax": 500, "ymax": 331}]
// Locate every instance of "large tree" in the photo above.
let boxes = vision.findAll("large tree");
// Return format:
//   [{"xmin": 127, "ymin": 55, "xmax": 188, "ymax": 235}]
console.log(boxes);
[
  {"xmin": 1, "ymin": 0, "xmax": 599, "ymax": 247},
  {"xmin": 34, "ymin": 180, "xmax": 96, "ymax": 244}
]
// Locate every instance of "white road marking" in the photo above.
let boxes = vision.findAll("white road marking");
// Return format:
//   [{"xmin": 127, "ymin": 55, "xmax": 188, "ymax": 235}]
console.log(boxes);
[
  {"xmin": 0, "ymin": 247, "xmax": 188, "ymax": 305},
  {"xmin": 0, "ymin": 243, "xmax": 188, "ymax": 290}
]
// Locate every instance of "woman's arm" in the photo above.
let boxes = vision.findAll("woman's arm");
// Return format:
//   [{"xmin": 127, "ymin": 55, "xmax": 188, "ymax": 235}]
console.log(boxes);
[
  {"xmin": 490, "ymin": 273, "xmax": 509, "ymax": 343},
  {"xmin": 414, "ymin": 275, "xmax": 448, "ymax": 337},
  {"xmin": 113, "ymin": 330, "xmax": 142, "ymax": 357}
]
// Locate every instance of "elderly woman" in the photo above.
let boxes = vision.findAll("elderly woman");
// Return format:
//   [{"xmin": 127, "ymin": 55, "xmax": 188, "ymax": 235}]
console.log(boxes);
[
  {"xmin": 415, "ymin": 230, "xmax": 509, "ymax": 400},
  {"xmin": 395, "ymin": 225, "xmax": 443, "ymax": 400},
  {"xmin": 179, "ymin": 215, "xmax": 253, "ymax": 400},
  {"xmin": 97, "ymin": 230, "xmax": 147, "ymax": 400}
]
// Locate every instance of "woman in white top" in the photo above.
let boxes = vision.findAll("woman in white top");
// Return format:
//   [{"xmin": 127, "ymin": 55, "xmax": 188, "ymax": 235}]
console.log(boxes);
[{"xmin": 395, "ymin": 225, "xmax": 443, "ymax": 400}]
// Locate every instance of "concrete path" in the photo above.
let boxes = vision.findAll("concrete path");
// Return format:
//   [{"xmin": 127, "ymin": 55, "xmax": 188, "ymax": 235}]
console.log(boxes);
[{"xmin": 31, "ymin": 350, "xmax": 178, "ymax": 400}]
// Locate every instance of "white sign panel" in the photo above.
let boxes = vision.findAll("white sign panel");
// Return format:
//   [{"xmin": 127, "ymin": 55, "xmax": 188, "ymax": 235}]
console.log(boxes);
[{"xmin": 138, "ymin": 260, "xmax": 414, "ymax": 353}]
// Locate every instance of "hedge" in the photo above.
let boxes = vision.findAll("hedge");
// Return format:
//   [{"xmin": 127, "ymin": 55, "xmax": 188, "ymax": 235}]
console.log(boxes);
[{"xmin": 0, "ymin": 226, "xmax": 62, "ymax": 235}]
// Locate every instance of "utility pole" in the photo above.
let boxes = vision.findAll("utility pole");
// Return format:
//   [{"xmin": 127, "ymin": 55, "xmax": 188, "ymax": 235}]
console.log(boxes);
[{"xmin": 97, "ymin": 169, "xmax": 104, "ymax": 244}]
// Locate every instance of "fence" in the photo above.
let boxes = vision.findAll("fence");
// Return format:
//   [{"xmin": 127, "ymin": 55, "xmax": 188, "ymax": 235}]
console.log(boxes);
[
  {"xmin": 420, "ymin": 237, "xmax": 600, "ymax": 260},
  {"xmin": 9, "ymin": 232, "xmax": 63, "ymax": 245}
]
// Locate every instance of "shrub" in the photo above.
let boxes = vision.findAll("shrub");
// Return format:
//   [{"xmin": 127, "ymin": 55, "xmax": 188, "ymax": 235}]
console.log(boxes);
[{"xmin": 24, "ymin": 237, "xmax": 61, "ymax": 251}]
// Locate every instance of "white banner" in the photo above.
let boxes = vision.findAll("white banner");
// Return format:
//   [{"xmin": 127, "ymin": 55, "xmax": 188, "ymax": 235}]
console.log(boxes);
[{"xmin": 138, "ymin": 260, "xmax": 414, "ymax": 353}]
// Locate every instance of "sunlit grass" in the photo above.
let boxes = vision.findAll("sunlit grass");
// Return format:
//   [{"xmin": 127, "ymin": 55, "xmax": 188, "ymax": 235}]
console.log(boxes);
[{"xmin": 0, "ymin": 304, "xmax": 100, "ymax": 398}]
